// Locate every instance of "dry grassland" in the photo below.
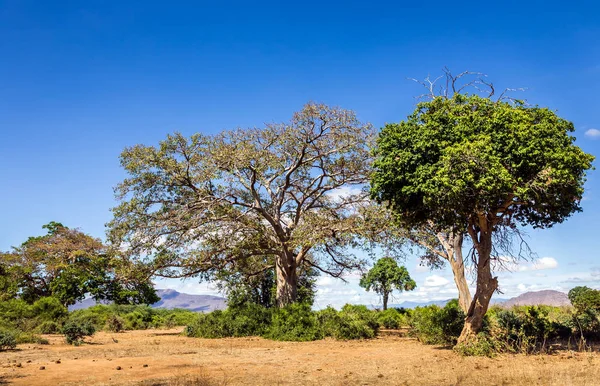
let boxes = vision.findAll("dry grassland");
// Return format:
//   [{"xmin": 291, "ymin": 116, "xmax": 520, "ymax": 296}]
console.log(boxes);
[{"xmin": 1, "ymin": 328, "xmax": 599, "ymax": 385}]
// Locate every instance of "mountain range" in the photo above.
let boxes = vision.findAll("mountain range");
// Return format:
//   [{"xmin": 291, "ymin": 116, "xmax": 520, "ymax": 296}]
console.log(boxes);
[
  {"xmin": 69, "ymin": 289, "xmax": 227, "ymax": 312},
  {"xmin": 387, "ymin": 290, "xmax": 570, "ymax": 309},
  {"xmin": 70, "ymin": 289, "xmax": 571, "ymax": 312}
]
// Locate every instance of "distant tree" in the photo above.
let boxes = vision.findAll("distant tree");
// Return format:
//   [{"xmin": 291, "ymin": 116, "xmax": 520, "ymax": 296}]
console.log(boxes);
[
  {"xmin": 359, "ymin": 257, "xmax": 416, "ymax": 310},
  {"xmin": 371, "ymin": 71, "xmax": 595, "ymax": 343},
  {"xmin": 568, "ymin": 286, "xmax": 600, "ymax": 313},
  {"xmin": 2, "ymin": 222, "xmax": 158, "ymax": 306},
  {"xmin": 108, "ymin": 103, "xmax": 380, "ymax": 307}
]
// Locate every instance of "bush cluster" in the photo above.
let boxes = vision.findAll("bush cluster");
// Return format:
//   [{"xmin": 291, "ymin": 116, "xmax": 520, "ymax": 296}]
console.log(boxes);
[
  {"xmin": 0, "ymin": 298, "xmax": 199, "ymax": 346},
  {"xmin": 406, "ymin": 298, "xmax": 600, "ymax": 356},
  {"xmin": 408, "ymin": 300, "xmax": 464, "ymax": 345},
  {"xmin": 185, "ymin": 303, "xmax": 381, "ymax": 341},
  {"xmin": 0, "ymin": 329, "xmax": 17, "ymax": 351}
]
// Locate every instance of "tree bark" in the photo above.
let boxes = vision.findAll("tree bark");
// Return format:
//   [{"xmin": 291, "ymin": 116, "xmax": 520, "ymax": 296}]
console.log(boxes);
[
  {"xmin": 447, "ymin": 234, "xmax": 472, "ymax": 314},
  {"xmin": 457, "ymin": 225, "xmax": 497, "ymax": 344},
  {"xmin": 383, "ymin": 291, "xmax": 389, "ymax": 310},
  {"xmin": 275, "ymin": 254, "xmax": 298, "ymax": 308}
]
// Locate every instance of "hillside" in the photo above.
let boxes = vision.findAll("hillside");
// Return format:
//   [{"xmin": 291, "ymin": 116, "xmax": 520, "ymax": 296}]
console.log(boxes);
[
  {"xmin": 69, "ymin": 289, "xmax": 226, "ymax": 312},
  {"xmin": 501, "ymin": 290, "xmax": 571, "ymax": 308}
]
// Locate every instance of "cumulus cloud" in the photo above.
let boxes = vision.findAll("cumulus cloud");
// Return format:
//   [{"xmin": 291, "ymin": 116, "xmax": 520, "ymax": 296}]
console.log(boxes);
[
  {"xmin": 585, "ymin": 128, "xmax": 600, "ymax": 139},
  {"xmin": 494, "ymin": 256, "xmax": 558, "ymax": 272},
  {"xmin": 423, "ymin": 275, "xmax": 450, "ymax": 287},
  {"xmin": 529, "ymin": 257, "xmax": 559, "ymax": 271}
]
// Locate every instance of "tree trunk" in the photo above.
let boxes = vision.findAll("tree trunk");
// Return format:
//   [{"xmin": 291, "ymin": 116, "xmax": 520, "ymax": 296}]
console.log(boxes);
[
  {"xmin": 383, "ymin": 292, "xmax": 389, "ymax": 310},
  {"xmin": 275, "ymin": 254, "xmax": 298, "ymax": 308},
  {"xmin": 447, "ymin": 234, "xmax": 472, "ymax": 314},
  {"xmin": 457, "ymin": 226, "xmax": 497, "ymax": 344}
]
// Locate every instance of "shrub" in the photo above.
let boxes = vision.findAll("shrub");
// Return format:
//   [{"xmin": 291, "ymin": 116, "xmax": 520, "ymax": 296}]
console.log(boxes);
[
  {"xmin": 185, "ymin": 304, "xmax": 272, "ymax": 339},
  {"xmin": 377, "ymin": 308, "xmax": 409, "ymax": 329},
  {"xmin": 105, "ymin": 315, "xmax": 125, "ymax": 333},
  {"xmin": 62, "ymin": 320, "xmax": 96, "ymax": 345},
  {"xmin": 266, "ymin": 303, "xmax": 322, "ymax": 341},
  {"xmin": 35, "ymin": 321, "xmax": 61, "ymax": 334},
  {"xmin": 16, "ymin": 332, "xmax": 49, "ymax": 345},
  {"xmin": 408, "ymin": 300, "xmax": 465, "ymax": 345},
  {"xmin": 31, "ymin": 297, "xmax": 68, "ymax": 322},
  {"xmin": 0, "ymin": 329, "xmax": 17, "ymax": 351},
  {"xmin": 332, "ymin": 305, "xmax": 379, "ymax": 340},
  {"xmin": 454, "ymin": 333, "xmax": 498, "ymax": 357}
]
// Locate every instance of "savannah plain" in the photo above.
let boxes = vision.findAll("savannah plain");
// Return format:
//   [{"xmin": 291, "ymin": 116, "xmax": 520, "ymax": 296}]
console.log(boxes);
[{"xmin": 1, "ymin": 328, "xmax": 599, "ymax": 386}]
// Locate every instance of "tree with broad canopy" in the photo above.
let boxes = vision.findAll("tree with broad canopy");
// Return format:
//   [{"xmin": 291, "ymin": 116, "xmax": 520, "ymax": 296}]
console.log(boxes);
[
  {"xmin": 1, "ymin": 222, "xmax": 158, "ymax": 306},
  {"xmin": 108, "ymin": 103, "xmax": 394, "ymax": 307},
  {"xmin": 371, "ymin": 93, "xmax": 594, "ymax": 343}
]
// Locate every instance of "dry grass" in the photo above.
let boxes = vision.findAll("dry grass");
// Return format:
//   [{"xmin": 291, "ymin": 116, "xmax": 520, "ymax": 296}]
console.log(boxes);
[{"xmin": 0, "ymin": 328, "xmax": 599, "ymax": 385}]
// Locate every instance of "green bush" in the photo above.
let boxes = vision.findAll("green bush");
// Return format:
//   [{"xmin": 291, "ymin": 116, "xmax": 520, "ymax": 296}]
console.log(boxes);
[
  {"xmin": 326, "ymin": 305, "xmax": 379, "ymax": 340},
  {"xmin": 31, "ymin": 297, "xmax": 68, "ymax": 322},
  {"xmin": 62, "ymin": 320, "xmax": 96, "ymax": 345},
  {"xmin": 454, "ymin": 333, "xmax": 498, "ymax": 357},
  {"xmin": 185, "ymin": 303, "xmax": 381, "ymax": 342},
  {"xmin": 0, "ymin": 329, "xmax": 17, "ymax": 351},
  {"xmin": 266, "ymin": 303, "xmax": 322, "ymax": 341},
  {"xmin": 408, "ymin": 300, "xmax": 465, "ymax": 345},
  {"xmin": 16, "ymin": 332, "xmax": 49, "ymax": 345},
  {"xmin": 377, "ymin": 308, "xmax": 409, "ymax": 329},
  {"xmin": 35, "ymin": 321, "xmax": 61, "ymax": 334},
  {"xmin": 186, "ymin": 304, "xmax": 272, "ymax": 339}
]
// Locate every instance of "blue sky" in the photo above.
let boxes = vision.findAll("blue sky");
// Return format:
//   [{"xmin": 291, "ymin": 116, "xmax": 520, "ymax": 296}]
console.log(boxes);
[{"xmin": 1, "ymin": 1, "xmax": 599, "ymax": 308}]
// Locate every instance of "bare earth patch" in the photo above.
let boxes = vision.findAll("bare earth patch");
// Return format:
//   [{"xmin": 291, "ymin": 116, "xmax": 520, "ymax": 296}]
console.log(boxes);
[{"xmin": 0, "ymin": 329, "xmax": 599, "ymax": 385}]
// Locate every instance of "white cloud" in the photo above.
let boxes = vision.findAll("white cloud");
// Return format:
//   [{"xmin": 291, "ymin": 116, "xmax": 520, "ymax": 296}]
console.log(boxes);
[
  {"xmin": 415, "ymin": 264, "xmax": 430, "ymax": 273},
  {"xmin": 585, "ymin": 128, "xmax": 600, "ymax": 139},
  {"xmin": 529, "ymin": 257, "xmax": 558, "ymax": 271},
  {"xmin": 493, "ymin": 256, "xmax": 558, "ymax": 272},
  {"xmin": 423, "ymin": 275, "xmax": 450, "ymax": 287}
]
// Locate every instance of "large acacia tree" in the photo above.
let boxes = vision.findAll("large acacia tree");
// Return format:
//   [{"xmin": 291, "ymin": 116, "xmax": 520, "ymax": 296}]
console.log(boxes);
[
  {"xmin": 371, "ymin": 93, "xmax": 594, "ymax": 342},
  {"xmin": 108, "ymin": 103, "xmax": 378, "ymax": 307}
]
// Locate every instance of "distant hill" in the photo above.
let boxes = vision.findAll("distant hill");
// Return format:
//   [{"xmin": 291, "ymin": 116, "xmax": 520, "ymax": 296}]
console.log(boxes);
[
  {"xmin": 69, "ymin": 289, "xmax": 227, "ymax": 312},
  {"xmin": 384, "ymin": 290, "xmax": 571, "ymax": 310},
  {"xmin": 501, "ymin": 290, "xmax": 571, "ymax": 308}
]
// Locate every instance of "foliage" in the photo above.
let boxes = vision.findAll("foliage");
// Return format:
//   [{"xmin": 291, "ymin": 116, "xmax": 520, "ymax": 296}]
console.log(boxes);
[
  {"xmin": 376, "ymin": 308, "xmax": 410, "ymax": 329},
  {"xmin": 266, "ymin": 303, "xmax": 322, "ymax": 341},
  {"xmin": 0, "ymin": 329, "xmax": 17, "ymax": 351},
  {"xmin": 408, "ymin": 300, "xmax": 465, "ymax": 345},
  {"xmin": 1, "ymin": 222, "xmax": 158, "ymax": 307},
  {"xmin": 185, "ymin": 303, "xmax": 273, "ymax": 339},
  {"xmin": 61, "ymin": 320, "xmax": 96, "ymax": 345},
  {"xmin": 372, "ymin": 93, "xmax": 595, "ymax": 338},
  {"xmin": 319, "ymin": 304, "xmax": 379, "ymax": 340},
  {"xmin": 222, "ymin": 267, "xmax": 318, "ymax": 309},
  {"xmin": 186, "ymin": 303, "xmax": 380, "ymax": 341},
  {"xmin": 359, "ymin": 258, "xmax": 415, "ymax": 310},
  {"xmin": 108, "ymin": 103, "xmax": 384, "ymax": 307},
  {"xmin": 568, "ymin": 287, "xmax": 600, "ymax": 340}
]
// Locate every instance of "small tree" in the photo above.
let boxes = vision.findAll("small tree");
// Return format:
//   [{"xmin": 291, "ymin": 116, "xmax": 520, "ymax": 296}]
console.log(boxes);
[
  {"xmin": 371, "ymin": 79, "xmax": 595, "ymax": 343},
  {"xmin": 359, "ymin": 257, "xmax": 416, "ymax": 310}
]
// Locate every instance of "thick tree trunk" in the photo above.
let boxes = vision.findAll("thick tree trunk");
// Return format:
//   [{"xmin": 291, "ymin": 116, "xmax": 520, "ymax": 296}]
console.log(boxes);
[
  {"xmin": 383, "ymin": 292, "xmax": 389, "ymax": 310},
  {"xmin": 457, "ymin": 226, "xmax": 497, "ymax": 344},
  {"xmin": 275, "ymin": 254, "xmax": 298, "ymax": 308}
]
